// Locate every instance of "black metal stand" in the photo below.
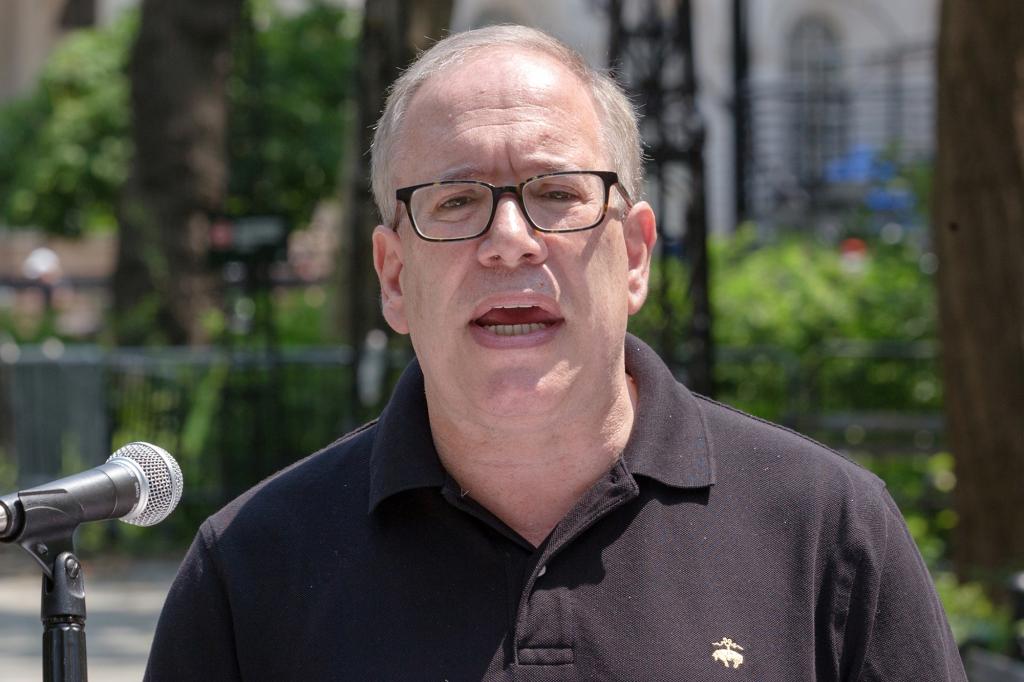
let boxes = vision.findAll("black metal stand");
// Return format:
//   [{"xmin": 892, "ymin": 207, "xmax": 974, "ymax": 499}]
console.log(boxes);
[
  {"xmin": 6, "ymin": 487, "xmax": 91, "ymax": 681},
  {"xmin": 606, "ymin": 0, "xmax": 715, "ymax": 396},
  {"xmin": 41, "ymin": 551, "xmax": 88, "ymax": 682}
]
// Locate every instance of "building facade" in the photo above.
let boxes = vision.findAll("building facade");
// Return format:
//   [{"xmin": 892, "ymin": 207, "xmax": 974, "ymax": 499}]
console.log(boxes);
[
  {"xmin": 452, "ymin": 0, "xmax": 938, "ymax": 234},
  {"xmin": 1, "ymin": 0, "xmax": 938, "ymax": 237}
]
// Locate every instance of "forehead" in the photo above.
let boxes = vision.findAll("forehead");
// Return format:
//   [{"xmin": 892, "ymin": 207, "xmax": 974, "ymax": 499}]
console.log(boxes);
[{"xmin": 394, "ymin": 48, "xmax": 607, "ymax": 184}]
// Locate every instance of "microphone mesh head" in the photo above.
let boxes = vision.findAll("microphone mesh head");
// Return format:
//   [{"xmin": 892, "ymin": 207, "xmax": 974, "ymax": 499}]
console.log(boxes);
[{"xmin": 107, "ymin": 442, "xmax": 184, "ymax": 527}]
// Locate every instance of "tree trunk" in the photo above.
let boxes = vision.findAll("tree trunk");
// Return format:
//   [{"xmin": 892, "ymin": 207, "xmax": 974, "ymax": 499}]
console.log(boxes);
[
  {"xmin": 113, "ymin": 0, "xmax": 242, "ymax": 345},
  {"xmin": 337, "ymin": 0, "xmax": 452, "ymax": 348},
  {"xmin": 933, "ymin": 0, "xmax": 1024, "ymax": 585}
]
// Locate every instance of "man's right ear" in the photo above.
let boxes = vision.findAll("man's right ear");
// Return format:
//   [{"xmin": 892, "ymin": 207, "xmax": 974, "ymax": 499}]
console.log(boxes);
[{"xmin": 372, "ymin": 225, "xmax": 410, "ymax": 334}]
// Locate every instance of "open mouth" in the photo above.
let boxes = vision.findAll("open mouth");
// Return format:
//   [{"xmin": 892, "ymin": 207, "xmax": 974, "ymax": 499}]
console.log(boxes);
[{"xmin": 472, "ymin": 305, "xmax": 561, "ymax": 337}]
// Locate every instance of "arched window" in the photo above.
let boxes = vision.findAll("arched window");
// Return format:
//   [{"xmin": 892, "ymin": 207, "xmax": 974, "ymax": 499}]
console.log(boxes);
[{"xmin": 787, "ymin": 15, "xmax": 847, "ymax": 191}]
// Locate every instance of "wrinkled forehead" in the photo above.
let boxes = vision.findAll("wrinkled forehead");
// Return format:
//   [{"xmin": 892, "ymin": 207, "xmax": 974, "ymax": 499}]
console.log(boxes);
[
  {"xmin": 392, "ymin": 48, "xmax": 607, "ymax": 180},
  {"xmin": 415, "ymin": 46, "xmax": 580, "ymax": 103}
]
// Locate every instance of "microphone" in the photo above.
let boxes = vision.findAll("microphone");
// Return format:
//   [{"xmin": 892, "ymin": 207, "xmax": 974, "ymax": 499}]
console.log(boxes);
[{"xmin": 0, "ymin": 442, "xmax": 184, "ymax": 542}]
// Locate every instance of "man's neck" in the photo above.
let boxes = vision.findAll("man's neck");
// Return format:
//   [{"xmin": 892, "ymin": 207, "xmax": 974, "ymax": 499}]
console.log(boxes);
[{"xmin": 425, "ymin": 371, "xmax": 638, "ymax": 548}]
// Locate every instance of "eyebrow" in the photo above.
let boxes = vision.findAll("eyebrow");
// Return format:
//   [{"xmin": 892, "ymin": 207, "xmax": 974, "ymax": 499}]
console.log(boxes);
[
  {"xmin": 435, "ymin": 160, "xmax": 581, "ymax": 183},
  {"xmin": 437, "ymin": 165, "xmax": 483, "ymax": 182}
]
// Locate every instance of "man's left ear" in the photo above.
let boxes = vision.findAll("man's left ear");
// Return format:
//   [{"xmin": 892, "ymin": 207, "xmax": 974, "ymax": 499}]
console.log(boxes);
[{"xmin": 623, "ymin": 201, "xmax": 657, "ymax": 315}]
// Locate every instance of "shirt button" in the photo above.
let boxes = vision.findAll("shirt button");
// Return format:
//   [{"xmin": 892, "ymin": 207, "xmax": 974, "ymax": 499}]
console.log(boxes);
[{"xmin": 537, "ymin": 565, "xmax": 547, "ymax": 577}]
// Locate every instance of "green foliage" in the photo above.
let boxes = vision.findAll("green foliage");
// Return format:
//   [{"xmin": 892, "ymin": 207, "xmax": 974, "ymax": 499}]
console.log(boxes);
[
  {"xmin": 630, "ymin": 228, "xmax": 937, "ymax": 354},
  {"xmin": 708, "ymin": 227, "xmax": 935, "ymax": 349},
  {"xmin": 860, "ymin": 452, "xmax": 957, "ymax": 567},
  {"xmin": 630, "ymin": 229, "xmax": 939, "ymax": 421},
  {"xmin": 85, "ymin": 350, "xmax": 362, "ymax": 556},
  {"xmin": 933, "ymin": 572, "xmax": 1013, "ymax": 650},
  {"xmin": 0, "ymin": 445, "xmax": 17, "ymax": 493},
  {"xmin": 627, "ymin": 256, "xmax": 691, "ymax": 344},
  {"xmin": 225, "ymin": 4, "xmax": 359, "ymax": 229},
  {"xmin": 271, "ymin": 286, "xmax": 332, "ymax": 345},
  {"xmin": 198, "ymin": 283, "xmax": 334, "ymax": 351},
  {"xmin": 0, "ymin": 3, "xmax": 358, "ymax": 236},
  {"xmin": 0, "ymin": 14, "xmax": 135, "ymax": 235}
]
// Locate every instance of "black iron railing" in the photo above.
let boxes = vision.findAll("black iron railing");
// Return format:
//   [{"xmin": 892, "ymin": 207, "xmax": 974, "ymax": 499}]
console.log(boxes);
[{"xmin": 1, "ymin": 339, "xmax": 943, "ymax": 491}]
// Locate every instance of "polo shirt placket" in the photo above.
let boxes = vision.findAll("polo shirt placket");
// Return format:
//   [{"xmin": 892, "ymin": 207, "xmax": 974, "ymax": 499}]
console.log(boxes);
[{"xmin": 444, "ymin": 459, "xmax": 642, "ymax": 671}]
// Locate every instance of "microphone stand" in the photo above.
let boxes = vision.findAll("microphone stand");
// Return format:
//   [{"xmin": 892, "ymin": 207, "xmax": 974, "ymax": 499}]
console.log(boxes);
[
  {"xmin": 0, "ymin": 442, "xmax": 181, "ymax": 682},
  {"xmin": 40, "ymin": 549, "xmax": 88, "ymax": 682},
  {"xmin": 11, "ymin": 488, "xmax": 92, "ymax": 682}
]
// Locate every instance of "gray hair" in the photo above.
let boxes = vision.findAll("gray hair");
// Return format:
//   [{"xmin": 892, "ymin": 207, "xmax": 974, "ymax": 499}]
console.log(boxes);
[{"xmin": 370, "ymin": 24, "xmax": 644, "ymax": 227}]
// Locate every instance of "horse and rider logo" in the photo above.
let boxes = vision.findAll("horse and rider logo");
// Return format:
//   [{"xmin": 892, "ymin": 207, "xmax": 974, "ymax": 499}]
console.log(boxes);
[{"xmin": 711, "ymin": 637, "xmax": 745, "ymax": 669}]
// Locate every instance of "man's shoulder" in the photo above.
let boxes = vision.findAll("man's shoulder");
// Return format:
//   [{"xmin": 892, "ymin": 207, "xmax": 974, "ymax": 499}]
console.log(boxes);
[
  {"xmin": 699, "ymin": 393, "xmax": 882, "ymax": 482},
  {"xmin": 203, "ymin": 419, "xmax": 379, "ymax": 541},
  {"xmin": 692, "ymin": 392, "xmax": 889, "ymax": 515},
  {"xmin": 687, "ymin": 392, "xmax": 906, "ymax": 571}
]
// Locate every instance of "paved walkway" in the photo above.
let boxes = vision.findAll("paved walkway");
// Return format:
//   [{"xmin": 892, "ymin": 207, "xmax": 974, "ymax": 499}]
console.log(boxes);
[{"xmin": 0, "ymin": 553, "xmax": 181, "ymax": 682}]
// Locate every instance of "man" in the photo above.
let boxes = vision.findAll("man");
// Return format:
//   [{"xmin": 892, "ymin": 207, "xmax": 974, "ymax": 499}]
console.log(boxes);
[{"xmin": 145, "ymin": 26, "xmax": 966, "ymax": 680}]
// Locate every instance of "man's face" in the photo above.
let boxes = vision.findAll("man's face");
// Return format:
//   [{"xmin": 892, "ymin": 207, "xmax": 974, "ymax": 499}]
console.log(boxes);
[{"xmin": 373, "ymin": 49, "xmax": 655, "ymax": 420}]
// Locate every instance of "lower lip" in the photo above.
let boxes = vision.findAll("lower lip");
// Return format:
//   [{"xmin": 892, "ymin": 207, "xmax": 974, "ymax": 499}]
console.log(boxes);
[{"xmin": 469, "ymin": 320, "xmax": 563, "ymax": 349}]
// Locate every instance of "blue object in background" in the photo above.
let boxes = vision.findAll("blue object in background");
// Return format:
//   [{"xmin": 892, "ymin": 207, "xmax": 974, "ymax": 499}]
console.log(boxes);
[
  {"xmin": 824, "ymin": 143, "xmax": 918, "ymax": 222},
  {"xmin": 825, "ymin": 144, "xmax": 896, "ymax": 184},
  {"xmin": 865, "ymin": 186, "xmax": 915, "ymax": 213}
]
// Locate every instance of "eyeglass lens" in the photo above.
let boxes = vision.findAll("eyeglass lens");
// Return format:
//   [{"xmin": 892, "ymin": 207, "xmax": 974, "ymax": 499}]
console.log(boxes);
[{"xmin": 408, "ymin": 172, "xmax": 606, "ymax": 240}]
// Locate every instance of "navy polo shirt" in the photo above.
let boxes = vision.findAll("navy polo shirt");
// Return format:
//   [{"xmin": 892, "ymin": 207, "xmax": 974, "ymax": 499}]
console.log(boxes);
[{"xmin": 145, "ymin": 335, "xmax": 966, "ymax": 681}]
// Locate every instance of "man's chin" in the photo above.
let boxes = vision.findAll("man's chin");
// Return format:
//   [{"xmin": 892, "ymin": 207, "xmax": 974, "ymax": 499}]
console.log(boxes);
[{"xmin": 471, "ymin": 365, "xmax": 576, "ymax": 416}]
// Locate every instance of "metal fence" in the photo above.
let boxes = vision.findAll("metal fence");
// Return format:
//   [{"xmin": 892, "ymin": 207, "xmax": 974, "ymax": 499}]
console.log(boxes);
[
  {"xmin": 741, "ymin": 43, "xmax": 935, "ymax": 229},
  {"xmin": 714, "ymin": 340, "xmax": 943, "ymax": 454},
  {"xmin": 0, "ymin": 339, "xmax": 943, "ymax": 543},
  {"xmin": 0, "ymin": 342, "xmax": 407, "ymax": 544}
]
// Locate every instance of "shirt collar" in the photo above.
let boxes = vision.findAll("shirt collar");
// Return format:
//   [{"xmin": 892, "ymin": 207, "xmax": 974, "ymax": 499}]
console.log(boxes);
[
  {"xmin": 367, "ymin": 333, "xmax": 715, "ymax": 513},
  {"xmin": 619, "ymin": 334, "xmax": 716, "ymax": 489},
  {"xmin": 367, "ymin": 359, "xmax": 446, "ymax": 512}
]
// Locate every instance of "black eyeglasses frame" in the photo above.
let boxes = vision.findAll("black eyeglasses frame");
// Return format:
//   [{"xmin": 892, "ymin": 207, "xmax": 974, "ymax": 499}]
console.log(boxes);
[{"xmin": 393, "ymin": 170, "xmax": 632, "ymax": 243}]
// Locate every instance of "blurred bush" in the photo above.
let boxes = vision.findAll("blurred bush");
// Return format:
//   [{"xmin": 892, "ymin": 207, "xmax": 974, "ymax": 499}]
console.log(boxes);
[
  {"xmin": 0, "ymin": 3, "xmax": 358, "ymax": 236},
  {"xmin": 631, "ymin": 227, "xmax": 936, "ymax": 354},
  {"xmin": 88, "ymin": 350, "xmax": 361, "ymax": 553},
  {"xmin": 225, "ymin": 4, "xmax": 359, "ymax": 228},
  {"xmin": 630, "ymin": 227, "xmax": 939, "ymax": 421},
  {"xmin": 710, "ymin": 227, "xmax": 935, "ymax": 347},
  {"xmin": 0, "ymin": 13, "xmax": 135, "ymax": 235}
]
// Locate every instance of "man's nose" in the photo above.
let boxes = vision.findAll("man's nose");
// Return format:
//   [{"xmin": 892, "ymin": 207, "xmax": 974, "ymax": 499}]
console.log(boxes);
[{"xmin": 476, "ymin": 195, "xmax": 548, "ymax": 266}]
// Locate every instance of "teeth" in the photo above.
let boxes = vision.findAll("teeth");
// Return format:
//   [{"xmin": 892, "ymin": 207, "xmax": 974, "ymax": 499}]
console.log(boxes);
[{"xmin": 484, "ymin": 322, "xmax": 549, "ymax": 336}]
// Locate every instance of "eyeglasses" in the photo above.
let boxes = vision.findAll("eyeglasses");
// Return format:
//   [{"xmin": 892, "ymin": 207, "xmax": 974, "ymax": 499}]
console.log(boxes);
[{"xmin": 394, "ymin": 170, "xmax": 631, "ymax": 242}]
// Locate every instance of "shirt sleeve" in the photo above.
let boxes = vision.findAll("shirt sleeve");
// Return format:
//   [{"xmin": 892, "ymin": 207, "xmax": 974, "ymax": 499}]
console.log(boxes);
[
  {"xmin": 844, "ymin": 489, "xmax": 967, "ymax": 682},
  {"xmin": 144, "ymin": 522, "xmax": 243, "ymax": 681}
]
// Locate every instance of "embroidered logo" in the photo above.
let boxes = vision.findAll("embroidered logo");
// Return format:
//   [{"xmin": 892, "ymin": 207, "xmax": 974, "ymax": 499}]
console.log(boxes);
[{"xmin": 711, "ymin": 637, "xmax": 744, "ymax": 669}]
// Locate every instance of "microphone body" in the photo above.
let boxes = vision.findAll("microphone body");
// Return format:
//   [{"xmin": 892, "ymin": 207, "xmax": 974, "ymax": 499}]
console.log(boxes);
[{"xmin": 0, "ymin": 442, "xmax": 183, "ymax": 543}]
